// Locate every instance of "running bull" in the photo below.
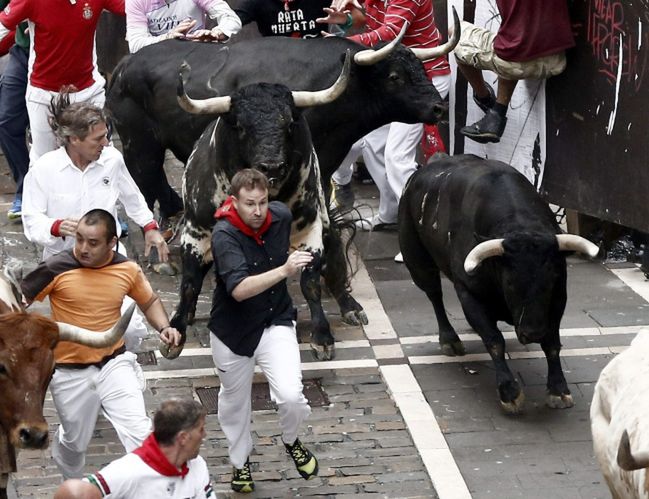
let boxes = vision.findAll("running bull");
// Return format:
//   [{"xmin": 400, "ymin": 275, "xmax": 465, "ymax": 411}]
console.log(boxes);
[
  {"xmin": 591, "ymin": 330, "xmax": 649, "ymax": 499},
  {"xmin": 398, "ymin": 155, "xmax": 599, "ymax": 414},
  {"xmin": 0, "ymin": 271, "xmax": 134, "ymax": 499},
  {"xmin": 166, "ymin": 54, "xmax": 353, "ymax": 360},
  {"xmin": 105, "ymin": 9, "xmax": 460, "ymax": 226}
]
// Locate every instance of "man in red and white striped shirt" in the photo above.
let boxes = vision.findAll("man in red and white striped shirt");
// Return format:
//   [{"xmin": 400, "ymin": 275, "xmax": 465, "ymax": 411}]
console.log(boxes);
[{"xmin": 322, "ymin": 0, "xmax": 450, "ymax": 261}]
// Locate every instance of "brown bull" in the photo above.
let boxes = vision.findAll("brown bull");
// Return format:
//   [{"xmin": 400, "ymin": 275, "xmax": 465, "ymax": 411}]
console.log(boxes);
[{"xmin": 0, "ymin": 272, "xmax": 133, "ymax": 499}]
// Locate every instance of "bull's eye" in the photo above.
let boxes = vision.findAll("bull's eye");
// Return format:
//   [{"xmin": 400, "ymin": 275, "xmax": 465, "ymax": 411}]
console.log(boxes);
[{"xmin": 389, "ymin": 72, "xmax": 400, "ymax": 82}]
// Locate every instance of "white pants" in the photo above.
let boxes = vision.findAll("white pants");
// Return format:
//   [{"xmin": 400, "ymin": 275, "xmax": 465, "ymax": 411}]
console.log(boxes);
[
  {"xmin": 26, "ymin": 78, "xmax": 105, "ymax": 164},
  {"xmin": 210, "ymin": 324, "xmax": 311, "ymax": 469},
  {"xmin": 332, "ymin": 74, "xmax": 451, "ymax": 223},
  {"xmin": 50, "ymin": 352, "xmax": 150, "ymax": 479}
]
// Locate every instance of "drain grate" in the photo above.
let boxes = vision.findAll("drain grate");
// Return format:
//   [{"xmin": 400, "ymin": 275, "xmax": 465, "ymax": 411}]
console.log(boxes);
[
  {"xmin": 196, "ymin": 379, "xmax": 329, "ymax": 414},
  {"xmin": 136, "ymin": 351, "xmax": 157, "ymax": 366}
]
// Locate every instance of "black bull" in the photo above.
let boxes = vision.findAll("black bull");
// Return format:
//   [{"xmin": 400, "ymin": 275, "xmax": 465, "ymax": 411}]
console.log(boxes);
[
  {"xmin": 105, "ymin": 10, "xmax": 460, "ymax": 220},
  {"xmin": 165, "ymin": 57, "xmax": 355, "ymax": 361},
  {"xmin": 398, "ymin": 155, "xmax": 599, "ymax": 414}
]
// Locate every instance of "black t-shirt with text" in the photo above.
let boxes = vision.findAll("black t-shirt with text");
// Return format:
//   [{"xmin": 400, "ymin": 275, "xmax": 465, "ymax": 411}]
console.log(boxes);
[{"xmin": 236, "ymin": 0, "xmax": 330, "ymax": 39}]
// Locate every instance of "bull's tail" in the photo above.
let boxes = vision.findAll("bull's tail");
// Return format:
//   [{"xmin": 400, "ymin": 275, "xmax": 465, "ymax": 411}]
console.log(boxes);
[
  {"xmin": 105, "ymin": 54, "xmax": 132, "ymax": 96},
  {"xmin": 325, "ymin": 207, "xmax": 359, "ymax": 290}
]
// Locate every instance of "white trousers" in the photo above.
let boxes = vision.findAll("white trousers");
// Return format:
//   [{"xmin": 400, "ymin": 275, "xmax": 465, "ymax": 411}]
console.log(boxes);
[
  {"xmin": 25, "ymin": 78, "xmax": 105, "ymax": 164},
  {"xmin": 332, "ymin": 74, "xmax": 451, "ymax": 223},
  {"xmin": 210, "ymin": 324, "xmax": 311, "ymax": 469},
  {"xmin": 50, "ymin": 352, "xmax": 150, "ymax": 479}
]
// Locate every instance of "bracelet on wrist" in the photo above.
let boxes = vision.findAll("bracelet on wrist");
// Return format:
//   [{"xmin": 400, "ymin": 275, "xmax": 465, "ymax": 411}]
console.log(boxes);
[
  {"xmin": 143, "ymin": 220, "xmax": 159, "ymax": 232},
  {"xmin": 159, "ymin": 325, "xmax": 172, "ymax": 335},
  {"xmin": 340, "ymin": 12, "xmax": 353, "ymax": 30}
]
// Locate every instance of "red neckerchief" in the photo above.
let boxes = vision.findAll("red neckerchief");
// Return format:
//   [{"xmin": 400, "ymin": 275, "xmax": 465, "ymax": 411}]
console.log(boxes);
[
  {"xmin": 214, "ymin": 195, "xmax": 272, "ymax": 245},
  {"xmin": 133, "ymin": 434, "xmax": 189, "ymax": 478}
]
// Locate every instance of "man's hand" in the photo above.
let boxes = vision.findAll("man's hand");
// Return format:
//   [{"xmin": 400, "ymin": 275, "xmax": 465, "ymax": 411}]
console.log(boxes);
[
  {"xmin": 317, "ymin": 7, "xmax": 349, "ymax": 25},
  {"xmin": 165, "ymin": 18, "xmax": 197, "ymax": 40},
  {"xmin": 59, "ymin": 219, "xmax": 78, "ymax": 237},
  {"xmin": 331, "ymin": 0, "xmax": 363, "ymax": 12},
  {"xmin": 283, "ymin": 250, "xmax": 314, "ymax": 277},
  {"xmin": 186, "ymin": 27, "xmax": 229, "ymax": 42},
  {"xmin": 160, "ymin": 326, "xmax": 181, "ymax": 346},
  {"xmin": 144, "ymin": 229, "xmax": 170, "ymax": 262}
]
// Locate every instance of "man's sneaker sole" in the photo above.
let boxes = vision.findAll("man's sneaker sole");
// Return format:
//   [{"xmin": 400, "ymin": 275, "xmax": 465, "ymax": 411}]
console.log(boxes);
[
  {"xmin": 231, "ymin": 481, "xmax": 255, "ymax": 493},
  {"xmin": 460, "ymin": 129, "xmax": 501, "ymax": 144},
  {"xmin": 296, "ymin": 455, "xmax": 319, "ymax": 480},
  {"xmin": 7, "ymin": 212, "xmax": 21, "ymax": 220}
]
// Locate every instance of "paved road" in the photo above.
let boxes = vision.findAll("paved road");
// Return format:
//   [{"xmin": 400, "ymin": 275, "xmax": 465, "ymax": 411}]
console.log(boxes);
[{"xmin": 2, "ymin": 155, "xmax": 638, "ymax": 498}]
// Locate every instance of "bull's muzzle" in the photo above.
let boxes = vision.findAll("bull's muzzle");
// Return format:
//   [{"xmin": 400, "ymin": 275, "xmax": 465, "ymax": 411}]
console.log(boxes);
[{"xmin": 12, "ymin": 423, "xmax": 49, "ymax": 449}]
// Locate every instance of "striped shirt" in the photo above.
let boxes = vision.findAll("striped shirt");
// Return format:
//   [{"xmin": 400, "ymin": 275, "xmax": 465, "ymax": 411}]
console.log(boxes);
[{"xmin": 349, "ymin": 0, "xmax": 450, "ymax": 78}]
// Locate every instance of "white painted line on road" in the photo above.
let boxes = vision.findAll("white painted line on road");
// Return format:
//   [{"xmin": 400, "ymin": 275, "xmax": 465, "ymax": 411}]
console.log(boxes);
[
  {"xmin": 143, "ymin": 359, "xmax": 379, "ymax": 380},
  {"xmin": 154, "ymin": 339, "xmax": 372, "ymax": 359},
  {"xmin": 351, "ymin": 258, "xmax": 472, "ymax": 499},
  {"xmin": 610, "ymin": 266, "xmax": 649, "ymax": 302},
  {"xmin": 381, "ymin": 365, "xmax": 470, "ymax": 499},
  {"xmin": 408, "ymin": 345, "xmax": 625, "ymax": 365},
  {"xmin": 400, "ymin": 324, "xmax": 648, "ymax": 345}
]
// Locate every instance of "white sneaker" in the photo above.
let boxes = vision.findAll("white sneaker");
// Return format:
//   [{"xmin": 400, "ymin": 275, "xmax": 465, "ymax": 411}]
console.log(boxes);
[
  {"xmin": 394, "ymin": 252, "xmax": 404, "ymax": 263},
  {"xmin": 355, "ymin": 214, "xmax": 396, "ymax": 231}
]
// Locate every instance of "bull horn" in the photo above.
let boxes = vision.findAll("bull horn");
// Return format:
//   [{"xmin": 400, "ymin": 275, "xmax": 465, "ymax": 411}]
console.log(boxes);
[
  {"xmin": 617, "ymin": 430, "xmax": 649, "ymax": 470},
  {"xmin": 56, "ymin": 303, "xmax": 135, "ymax": 348},
  {"xmin": 177, "ymin": 62, "xmax": 231, "ymax": 115},
  {"xmin": 292, "ymin": 51, "xmax": 351, "ymax": 107},
  {"xmin": 464, "ymin": 239, "xmax": 505, "ymax": 274},
  {"xmin": 410, "ymin": 7, "xmax": 460, "ymax": 61},
  {"xmin": 556, "ymin": 234, "xmax": 600, "ymax": 257},
  {"xmin": 353, "ymin": 22, "xmax": 408, "ymax": 66}
]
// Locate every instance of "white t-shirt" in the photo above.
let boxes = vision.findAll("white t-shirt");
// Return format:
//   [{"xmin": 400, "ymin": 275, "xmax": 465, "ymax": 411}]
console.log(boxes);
[{"xmin": 85, "ymin": 453, "xmax": 213, "ymax": 498}]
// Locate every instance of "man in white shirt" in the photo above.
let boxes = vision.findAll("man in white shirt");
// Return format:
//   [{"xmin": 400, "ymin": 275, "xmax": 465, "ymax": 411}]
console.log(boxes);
[
  {"xmin": 21, "ymin": 94, "xmax": 169, "ymax": 350},
  {"xmin": 53, "ymin": 398, "xmax": 214, "ymax": 499},
  {"xmin": 126, "ymin": 0, "xmax": 242, "ymax": 53}
]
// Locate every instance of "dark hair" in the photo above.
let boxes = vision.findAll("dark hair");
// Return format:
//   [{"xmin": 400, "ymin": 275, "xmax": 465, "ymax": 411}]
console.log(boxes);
[
  {"xmin": 79, "ymin": 209, "xmax": 118, "ymax": 242},
  {"xmin": 153, "ymin": 399, "xmax": 207, "ymax": 446},
  {"xmin": 48, "ymin": 88, "xmax": 108, "ymax": 145},
  {"xmin": 230, "ymin": 168, "xmax": 269, "ymax": 197}
]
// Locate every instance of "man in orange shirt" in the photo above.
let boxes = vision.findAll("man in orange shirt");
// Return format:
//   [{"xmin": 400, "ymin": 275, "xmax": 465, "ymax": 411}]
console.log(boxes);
[{"xmin": 21, "ymin": 208, "xmax": 181, "ymax": 479}]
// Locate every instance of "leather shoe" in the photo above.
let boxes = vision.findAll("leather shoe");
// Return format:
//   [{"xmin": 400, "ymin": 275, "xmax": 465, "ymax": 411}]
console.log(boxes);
[{"xmin": 460, "ymin": 109, "xmax": 507, "ymax": 144}]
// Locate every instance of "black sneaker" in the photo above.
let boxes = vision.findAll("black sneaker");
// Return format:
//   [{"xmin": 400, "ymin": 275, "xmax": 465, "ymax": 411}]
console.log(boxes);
[
  {"xmin": 331, "ymin": 179, "xmax": 355, "ymax": 212},
  {"xmin": 473, "ymin": 83, "xmax": 496, "ymax": 113},
  {"xmin": 285, "ymin": 439, "xmax": 319, "ymax": 480},
  {"xmin": 231, "ymin": 459, "xmax": 254, "ymax": 493},
  {"xmin": 460, "ymin": 109, "xmax": 507, "ymax": 144}
]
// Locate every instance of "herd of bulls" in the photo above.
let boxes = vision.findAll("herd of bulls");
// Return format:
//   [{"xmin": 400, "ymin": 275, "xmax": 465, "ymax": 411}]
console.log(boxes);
[{"xmin": 0, "ymin": 12, "xmax": 647, "ymax": 498}]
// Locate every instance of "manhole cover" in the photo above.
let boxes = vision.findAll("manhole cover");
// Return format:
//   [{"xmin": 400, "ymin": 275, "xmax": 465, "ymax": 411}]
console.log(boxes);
[
  {"xmin": 196, "ymin": 379, "xmax": 329, "ymax": 414},
  {"xmin": 136, "ymin": 351, "xmax": 157, "ymax": 366}
]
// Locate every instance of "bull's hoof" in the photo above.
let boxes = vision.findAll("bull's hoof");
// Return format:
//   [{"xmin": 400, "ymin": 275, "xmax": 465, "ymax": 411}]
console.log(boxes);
[
  {"xmin": 441, "ymin": 340, "xmax": 466, "ymax": 356},
  {"xmin": 546, "ymin": 392, "xmax": 574, "ymax": 409},
  {"xmin": 151, "ymin": 261, "xmax": 178, "ymax": 276},
  {"xmin": 310, "ymin": 342, "xmax": 335, "ymax": 361},
  {"xmin": 159, "ymin": 339, "xmax": 185, "ymax": 360},
  {"xmin": 500, "ymin": 391, "xmax": 525, "ymax": 415},
  {"xmin": 342, "ymin": 309, "xmax": 368, "ymax": 326}
]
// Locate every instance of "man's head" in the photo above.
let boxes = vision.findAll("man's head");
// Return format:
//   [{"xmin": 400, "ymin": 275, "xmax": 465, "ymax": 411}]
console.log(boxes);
[
  {"xmin": 49, "ymin": 92, "xmax": 109, "ymax": 164},
  {"xmin": 74, "ymin": 209, "xmax": 118, "ymax": 268},
  {"xmin": 230, "ymin": 169, "xmax": 270, "ymax": 231},
  {"xmin": 154, "ymin": 398, "xmax": 207, "ymax": 461}
]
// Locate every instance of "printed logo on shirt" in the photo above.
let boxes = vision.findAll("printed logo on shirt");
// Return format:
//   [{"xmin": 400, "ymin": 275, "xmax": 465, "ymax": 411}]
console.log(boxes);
[
  {"xmin": 166, "ymin": 482, "xmax": 176, "ymax": 495},
  {"xmin": 3, "ymin": 5, "xmax": 9, "ymax": 14},
  {"xmin": 82, "ymin": 3, "xmax": 93, "ymax": 20},
  {"xmin": 102, "ymin": 176, "xmax": 110, "ymax": 186},
  {"xmin": 271, "ymin": 9, "xmax": 317, "ymax": 37}
]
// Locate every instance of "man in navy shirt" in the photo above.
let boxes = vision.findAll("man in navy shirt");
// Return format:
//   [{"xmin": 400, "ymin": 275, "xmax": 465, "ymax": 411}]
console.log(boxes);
[{"xmin": 209, "ymin": 168, "xmax": 319, "ymax": 493}]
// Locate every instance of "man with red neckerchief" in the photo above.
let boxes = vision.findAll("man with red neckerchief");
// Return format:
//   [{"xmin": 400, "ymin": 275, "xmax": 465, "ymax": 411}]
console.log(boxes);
[
  {"xmin": 0, "ymin": 0, "xmax": 125, "ymax": 163},
  {"xmin": 209, "ymin": 168, "xmax": 318, "ymax": 493},
  {"xmin": 53, "ymin": 399, "xmax": 213, "ymax": 499}
]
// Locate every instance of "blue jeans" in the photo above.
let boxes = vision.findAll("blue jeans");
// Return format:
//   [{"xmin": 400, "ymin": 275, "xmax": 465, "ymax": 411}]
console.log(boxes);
[{"xmin": 0, "ymin": 44, "xmax": 29, "ymax": 196}]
